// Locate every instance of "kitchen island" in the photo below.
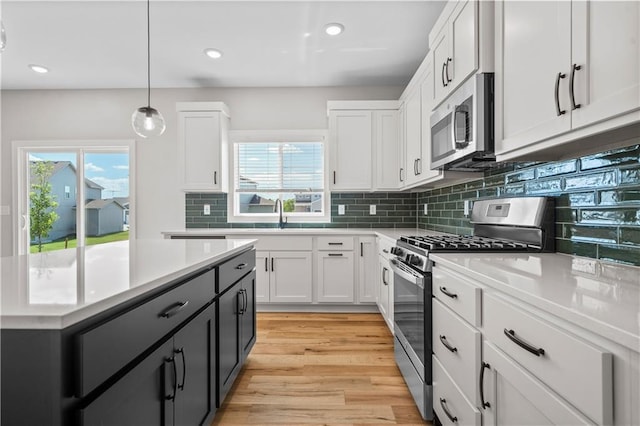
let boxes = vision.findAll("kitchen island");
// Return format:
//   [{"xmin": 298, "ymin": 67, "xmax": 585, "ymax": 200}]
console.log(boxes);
[{"xmin": 0, "ymin": 238, "xmax": 257, "ymax": 426}]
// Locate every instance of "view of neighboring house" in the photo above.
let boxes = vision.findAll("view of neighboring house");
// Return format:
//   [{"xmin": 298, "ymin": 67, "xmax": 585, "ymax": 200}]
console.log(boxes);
[{"xmin": 30, "ymin": 161, "xmax": 128, "ymax": 241}]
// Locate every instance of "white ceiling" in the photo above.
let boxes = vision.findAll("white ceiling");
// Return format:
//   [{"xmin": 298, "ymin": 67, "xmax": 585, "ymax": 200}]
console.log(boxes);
[{"xmin": 1, "ymin": 1, "xmax": 447, "ymax": 90}]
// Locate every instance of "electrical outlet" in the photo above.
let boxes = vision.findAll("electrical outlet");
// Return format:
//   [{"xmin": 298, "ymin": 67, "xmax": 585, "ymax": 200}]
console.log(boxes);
[
  {"xmin": 203, "ymin": 204, "xmax": 211, "ymax": 215},
  {"xmin": 463, "ymin": 200, "xmax": 470, "ymax": 217},
  {"xmin": 338, "ymin": 205, "xmax": 345, "ymax": 215},
  {"xmin": 369, "ymin": 205, "xmax": 376, "ymax": 215},
  {"xmin": 423, "ymin": 204, "xmax": 428, "ymax": 215}
]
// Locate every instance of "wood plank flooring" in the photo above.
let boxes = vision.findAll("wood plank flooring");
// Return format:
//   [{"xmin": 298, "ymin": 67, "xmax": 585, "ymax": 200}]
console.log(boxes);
[{"xmin": 211, "ymin": 312, "xmax": 430, "ymax": 426}]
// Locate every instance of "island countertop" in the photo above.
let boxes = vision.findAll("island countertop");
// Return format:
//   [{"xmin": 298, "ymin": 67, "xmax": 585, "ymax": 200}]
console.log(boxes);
[{"xmin": 0, "ymin": 238, "xmax": 256, "ymax": 330}]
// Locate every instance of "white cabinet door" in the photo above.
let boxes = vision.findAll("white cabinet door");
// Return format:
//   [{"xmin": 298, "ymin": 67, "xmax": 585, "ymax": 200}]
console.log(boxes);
[
  {"xmin": 377, "ymin": 254, "xmax": 393, "ymax": 332},
  {"xmin": 482, "ymin": 341, "xmax": 591, "ymax": 426},
  {"xmin": 404, "ymin": 86, "xmax": 423, "ymax": 187},
  {"xmin": 571, "ymin": 1, "xmax": 640, "ymax": 129},
  {"xmin": 357, "ymin": 237, "xmax": 377, "ymax": 303},
  {"xmin": 432, "ymin": 27, "xmax": 451, "ymax": 105},
  {"xmin": 496, "ymin": 1, "xmax": 572, "ymax": 155},
  {"xmin": 316, "ymin": 252, "xmax": 355, "ymax": 303},
  {"xmin": 419, "ymin": 58, "xmax": 442, "ymax": 181},
  {"xmin": 255, "ymin": 251, "xmax": 270, "ymax": 303},
  {"xmin": 270, "ymin": 251, "xmax": 313, "ymax": 303},
  {"xmin": 329, "ymin": 110, "xmax": 373, "ymax": 191},
  {"xmin": 374, "ymin": 110, "xmax": 401, "ymax": 190},
  {"xmin": 177, "ymin": 109, "xmax": 229, "ymax": 192}
]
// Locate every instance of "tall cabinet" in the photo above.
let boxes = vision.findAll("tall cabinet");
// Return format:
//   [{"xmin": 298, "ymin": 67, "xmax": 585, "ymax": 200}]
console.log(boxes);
[{"xmin": 176, "ymin": 102, "xmax": 230, "ymax": 192}]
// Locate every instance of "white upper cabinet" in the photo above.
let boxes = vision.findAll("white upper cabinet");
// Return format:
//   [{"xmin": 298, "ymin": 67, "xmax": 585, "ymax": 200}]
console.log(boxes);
[
  {"xmin": 176, "ymin": 102, "xmax": 230, "ymax": 192},
  {"xmin": 495, "ymin": 0, "xmax": 640, "ymax": 161},
  {"xmin": 431, "ymin": 0, "xmax": 479, "ymax": 106},
  {"xmin": 403, "ymin": 83, "xmax": 424, "ymax": 187},
  {"xmin": 328, "ymin": 101, "xmax": 400, "ymax": 192}
]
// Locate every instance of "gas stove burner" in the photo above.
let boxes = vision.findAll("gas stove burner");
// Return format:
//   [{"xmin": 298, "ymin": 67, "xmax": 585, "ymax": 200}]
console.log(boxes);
[{"xmin": 399, "ymin": 235, "xmax": 536, "ymax": 252}]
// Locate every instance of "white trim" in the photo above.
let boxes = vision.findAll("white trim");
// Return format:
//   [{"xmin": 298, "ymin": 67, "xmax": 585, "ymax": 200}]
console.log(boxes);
[
  {"xmin": 227, "ymin": 130, "xmax": 330, "ymax": 224},
  {"xmin": 12, "ymin": 139, "xmax": 135, "ymax": 255}
]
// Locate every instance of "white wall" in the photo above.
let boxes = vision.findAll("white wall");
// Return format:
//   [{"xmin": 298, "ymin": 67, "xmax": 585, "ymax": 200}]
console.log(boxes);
[{"xmin": 0, "ymin": 85, "xmax": 402, "ymax": 256}]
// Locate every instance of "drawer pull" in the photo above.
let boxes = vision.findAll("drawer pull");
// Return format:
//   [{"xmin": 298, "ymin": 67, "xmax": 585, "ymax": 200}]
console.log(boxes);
[
  {"xmin": 328, "ymin": 242, "xmax": 343, "ymax": 246},
  {"xmin": 165, "ymin": 356, "xmax": 177, "ymax": 401},
  {"xmin": 504, "ymin": 328, "xmax": 545, "ymax": 357},
  {"xmin": 439, "ymin": 335, "xmax": 457, "ymax": 353},
  {"xmin": 382, "ymin": 249, "xmax": 389, "ymax": 254},
  {"xmin": 235, "ymin": 263, "xmax": 248, "ymax": 270},
  {"xmin": 480, "ymin": 362, "xmax": 491, "ymax": 409},
  {"xmin": 159, "ymin": 301, "xmax": 189, "ymax": 319},
  {"xmin": 439, "ymin": 398, "xmax": 458, "ymax": 423},
  {"xmin": 175, "ymin": 348, "xmax": 186, "ymax": 390},
  {"xmin": 439, "ymin": 286, "xmax": 458, "ymax": 299},
  {"xmin": 328, "ymin": 253, "xmax": 343, "ymax": 257}
]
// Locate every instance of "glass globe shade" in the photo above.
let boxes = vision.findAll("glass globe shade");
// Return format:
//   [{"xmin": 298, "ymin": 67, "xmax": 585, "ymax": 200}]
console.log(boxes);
[{"xmin": 131, "ymin": 106, "xmax": 166, "ymax": 138}]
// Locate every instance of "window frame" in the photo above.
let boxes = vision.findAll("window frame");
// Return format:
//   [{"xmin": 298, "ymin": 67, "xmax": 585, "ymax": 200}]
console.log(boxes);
[
  {"xmin": 12, "ymin": 139, "xmax": 135, "ymax": 255},
  {"xmin": 228, "ymin": 130, "xmax": 330, "ymax": 224}
]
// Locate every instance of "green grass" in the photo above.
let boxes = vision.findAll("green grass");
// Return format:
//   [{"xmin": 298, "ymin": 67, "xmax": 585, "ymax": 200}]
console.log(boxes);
[{"xmin": 30, "ymin": 231, "xmax": 129, "ymax": 253}]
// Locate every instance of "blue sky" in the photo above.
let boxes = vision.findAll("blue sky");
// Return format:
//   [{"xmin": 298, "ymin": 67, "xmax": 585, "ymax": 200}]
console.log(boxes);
[{"xmin": 30, "ymin": 152, "xmax": 130, "ymax": 198}]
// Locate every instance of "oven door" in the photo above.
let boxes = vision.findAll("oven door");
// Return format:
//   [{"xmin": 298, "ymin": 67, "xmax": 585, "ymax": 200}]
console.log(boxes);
[{"xmin": 390, "ymin": 259, "xmax": 427, "ymax": 377}]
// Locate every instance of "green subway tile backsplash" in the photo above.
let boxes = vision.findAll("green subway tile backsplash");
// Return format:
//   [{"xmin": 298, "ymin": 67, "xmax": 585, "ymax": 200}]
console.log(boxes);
[
  {"xmin": 185, "ymin": 143, "xmax": 640, "ymax": 266},
  {"xmin": 418, "ymin": 143, "xmax": 640, "ymax": 266}
]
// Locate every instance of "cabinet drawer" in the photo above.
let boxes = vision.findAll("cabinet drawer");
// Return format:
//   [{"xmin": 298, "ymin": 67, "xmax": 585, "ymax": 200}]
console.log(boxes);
[
  {"xmin": 77, "ymin": 269, "xmax": 215, "ymax": 397},
  {"xmin": 316, "ymin": 236, "xmax": 354, "ymax": 250},
  {"xmin": 218, "ymin": 249, "xmax": 256, "ymax": 293},
  {"xmin": 433, "ymin": 356, "xmax": 481, "ymax": 426},
  {"xmin": 483, "ymin": 293, "xmax": 613, "ymax": 425},
  {"xmin": 378, "ymin": 237, "xmax": 394, "ymax": 259},
  {"xmin": 432, "ymin": 266, "xmax": 482, "ymax": 327},
  {"xmin": 433, "ymin": 299, "xmax": 481, "ymax": 405}
]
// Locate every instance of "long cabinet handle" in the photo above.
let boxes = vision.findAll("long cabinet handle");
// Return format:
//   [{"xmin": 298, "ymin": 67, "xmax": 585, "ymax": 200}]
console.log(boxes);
[
  {"xmin": 271, "ymin": 257, "xmax": 274, "ymax": 272},
  {"xmin": 333, "ymin": 171, "xmax": 336, "ymax": 185},
  {"xmin": 439, "ymin": 286, "xmax": 458, "ymax": 299},
  {"xmin": 439, "ymin": 398, "xmax": 458, "ymax": 423},
  {"xmin": 442, "ymin": 62, "xmax": 447, "ymax": 87},
  {"xmin": 503, "ymin": 328, "xmax": 545, "ymax": 357},
  {"xmin": 555, "ymin": 72, "xmax": 567, "ymax": 116},
  {"xmin": 445, "ymin": 57, "xmax": 452, "ymax": 83},
  {"xmin": 175, "ymin": 348, "xmax": 186, "ymax": 390},
  {"xmin": 480, "ymin": 362, "xmax": 491, "ymax": 409},
  {"xmin": 439, "ymin": 335, "xmax": 458, "ymax": 353},
  {"xmin": 382, "ymin": 267, "xmax": 388, "ymax": 285},
  {"xmin": 214, "ymin": 171, "xmax": 217, "ymax": 185},
  {"xmin": 399, "ymin": 167, "xmax": 404, "ymax": 182},
  {"xmin": 165, "ymin": 356, "xmax": 177, "ymax": 401},
  {"xmin": 360, "ymin": 242, "xmax": 363, "ymax": 257},
  {"xmin": 417, "ymin": 158, "xmax": 422, "ymax": 175},
  {"xmin": 159, "ymin": 301, "xmax": 189, "ymax": 318},
  {"xmin": 570, "ymin": 64, "xmax": 582, "ymax": 110},
  {"xmin": 264, "ymin": 257, "xmax": 268, "ymax": 272}
]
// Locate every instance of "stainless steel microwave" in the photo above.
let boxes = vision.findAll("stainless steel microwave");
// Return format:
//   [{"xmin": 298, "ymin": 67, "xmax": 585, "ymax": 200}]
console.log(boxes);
[{"xmin": 430, "ymin": 73, "xmax": 495, "ymax": 171}]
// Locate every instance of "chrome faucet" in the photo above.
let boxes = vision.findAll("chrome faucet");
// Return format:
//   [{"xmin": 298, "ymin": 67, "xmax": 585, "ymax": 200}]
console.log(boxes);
[{"xmin": 274, "ymin": 199, "xmax": 288, "ymax": 229}]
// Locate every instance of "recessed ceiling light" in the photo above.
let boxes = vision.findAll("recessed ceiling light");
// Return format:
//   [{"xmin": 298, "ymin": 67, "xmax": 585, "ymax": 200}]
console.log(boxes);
[
  {"xmin": 28, "ymin": 64, "xmax": 49, "ymax": 74},
  {"xmin": 324, "ymin": 23, "xmax": 344, "ymax": 36},
  {"xmin": 204, "ymin": 48, "xmax": 223, "ymax": 59}
]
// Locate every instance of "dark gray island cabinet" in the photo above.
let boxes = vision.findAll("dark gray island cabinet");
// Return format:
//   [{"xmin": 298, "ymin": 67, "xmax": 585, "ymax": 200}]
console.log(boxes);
[{"xmin": 0, "ymin": 244, "xmax": 256, "ymax": 426}]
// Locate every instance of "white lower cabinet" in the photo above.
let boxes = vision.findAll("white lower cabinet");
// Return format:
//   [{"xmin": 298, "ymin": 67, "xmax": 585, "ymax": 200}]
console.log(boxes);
[
  {"xmin": 357, "ymin": 237, "xmax": 377, "ymax": 304},
  {"xmin": 481, "ymin": 341, "xmax": 592, "ymax": 426},
  {"xmin": 433, "ymin": 356, "xmax": 481, "ymax": 426},
  {"xmin": 316, "ymin": 251, "xmax": 355, "ymax": 303},
  {"xmin": 255, "ymin": 251, "xmax": 312, "ymax": 303}
]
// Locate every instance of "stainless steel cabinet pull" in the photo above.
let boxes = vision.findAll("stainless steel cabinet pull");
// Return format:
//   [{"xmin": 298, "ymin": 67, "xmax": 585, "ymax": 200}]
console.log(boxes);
[
  {"xmin": 442, "ymin": 62, "xmax": 448, "ymax": 87},
  {"xmin": 439, "ymin": 286, "xmax": 458, "ymax": 299},
  {"xmin": 399, "ymin": 167, "xmax": 404, "ymax": 182},
  {"xmin": 439, "ymin": 335, "xmax": 458, "ymax": 353},
  {"xmin": 175, "ymin": 348, "xmax": 186, "ymax": 390},
  {"xmin": 382, "ymin": 267, "xmax": 388, "ymax": 285},
  {"xmin": 236, "ymin": 263, "xmax": 247, "ymax": 270},
  {"xmin": 445, "ymin": 57, "xmax": 452, "ymax": 83},
  {"xmin": 480, "ymin": 362, "xmax": 491, "ymax": 409},
  {"xmin": 570, "ymin": 64, "xmax": 582, "ymax": 110},
  {"xmin": 165, "ymin": 356, "xmax": 177, "ymax": 401},
  {"xmin": 328, "ymin": 253, "xmax": 343, "ymax": 257},
  {"xmin": 159, "ymin": 301, "xmax": 189, "ymax": 318},
  {"xmin": 555, "ymin": 72, "xmax": 567, "ymax": 116},
  {"xmin": 504, "ymin": 328, "xmax": 545, "ymax": 356},
  {"xmin": 439, "ymin": 398, "xmax": 458, "ymax": 423},
  {"xmin": 417, "ymin": 158, "xmax": 422, "ymax": 175}
]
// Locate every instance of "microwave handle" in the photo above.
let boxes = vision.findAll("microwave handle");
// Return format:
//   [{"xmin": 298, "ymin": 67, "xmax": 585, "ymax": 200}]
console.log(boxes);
[
  {"xmin": 450, "ymin": 106, "xmax": 458, "ymax": 152},
  {"xmin": 451, "ymin": 105, "xmax": 470, "ymax": 149}
]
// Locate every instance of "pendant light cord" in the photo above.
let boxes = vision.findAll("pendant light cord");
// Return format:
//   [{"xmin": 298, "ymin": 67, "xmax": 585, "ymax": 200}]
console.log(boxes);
[{"xmin": 146, "ymin": 0, "xmax": 151, "ymax": 108}]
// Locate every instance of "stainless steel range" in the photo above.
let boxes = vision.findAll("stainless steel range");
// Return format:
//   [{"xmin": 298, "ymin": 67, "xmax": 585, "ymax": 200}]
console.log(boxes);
[{"xmin": 390, "ymin": 196, "xmax": 555, "ymax": 420}]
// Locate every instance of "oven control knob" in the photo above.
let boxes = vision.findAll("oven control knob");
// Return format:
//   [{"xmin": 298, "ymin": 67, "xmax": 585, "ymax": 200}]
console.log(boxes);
[
  {"xmin": 407, "ymin": 254, "xmax": 422, "ymax": 267},
  {"xmin": 390, "ymin": 247, "xmax": 402, "ymax": 256}
]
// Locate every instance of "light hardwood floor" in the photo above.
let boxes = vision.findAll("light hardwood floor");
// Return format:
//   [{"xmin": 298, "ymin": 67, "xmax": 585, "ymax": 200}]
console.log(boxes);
[{"xmin": 212, "ymin": 312, "xmax": 431, "ymax": 426}]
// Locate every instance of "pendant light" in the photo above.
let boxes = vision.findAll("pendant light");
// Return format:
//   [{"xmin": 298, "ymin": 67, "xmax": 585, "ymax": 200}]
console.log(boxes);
[{"xmin": 131, "ymin": 0, "xmax": 165, "ymax": 138}]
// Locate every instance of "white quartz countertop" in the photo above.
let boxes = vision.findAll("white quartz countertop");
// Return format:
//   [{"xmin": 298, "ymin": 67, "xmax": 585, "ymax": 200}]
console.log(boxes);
[
  {"xmin": 0, "ymin": 238, "xmax": 256, "ymax": 330},
  {"xmin": 430, "ymin": 252, "xmax": 640, "ymax": 352}
]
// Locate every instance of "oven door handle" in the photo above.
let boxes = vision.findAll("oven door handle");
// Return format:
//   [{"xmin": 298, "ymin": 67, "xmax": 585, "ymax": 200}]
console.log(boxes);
[{"xmin": 389, "ymin": 259, "xmax": 424, "ymax": 288}]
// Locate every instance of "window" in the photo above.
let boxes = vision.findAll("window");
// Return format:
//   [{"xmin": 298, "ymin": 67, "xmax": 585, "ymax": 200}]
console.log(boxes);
[
  {"xmin": 13, "ymin": 140, "xmax": 134, "ymax": 255},
  {"xmin": 229, "ymin": 130, "xmax": 329, "ymax": 223}
]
